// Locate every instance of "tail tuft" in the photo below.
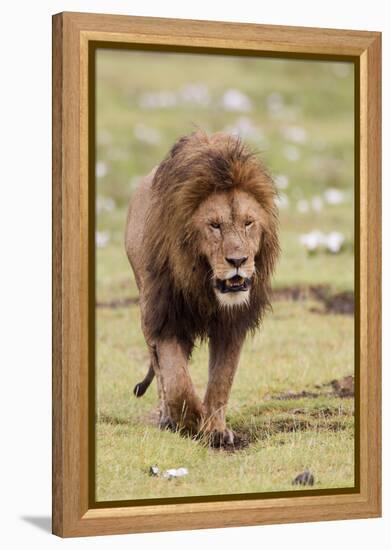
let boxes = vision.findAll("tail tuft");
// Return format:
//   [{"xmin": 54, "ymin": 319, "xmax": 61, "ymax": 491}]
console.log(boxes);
[
  {"xmin": 133, "ymin": 363, "xmax": 155, "ymax": 398},
  {"xmin": 133, "ymin": 382, "xmax": 146, "ymax": 398}
]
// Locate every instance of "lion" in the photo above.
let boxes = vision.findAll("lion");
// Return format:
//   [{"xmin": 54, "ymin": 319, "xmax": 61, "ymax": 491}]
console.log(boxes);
[{"xmin": 125, "ymin": 130, "xmax": 279, "ymax": 446}]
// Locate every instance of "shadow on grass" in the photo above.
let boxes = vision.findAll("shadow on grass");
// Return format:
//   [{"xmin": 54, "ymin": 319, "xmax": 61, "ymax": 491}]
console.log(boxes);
[
  {"xmin": 97, "ymin": 412, "xmax": 134, "ymax": 426},
  {"xmin": 98, "ymin": 394, "xmax": 354, "ymax": 453},
  {"xmin": 227, "ymin": 392, "xmax": 354, "ymax": 450}
]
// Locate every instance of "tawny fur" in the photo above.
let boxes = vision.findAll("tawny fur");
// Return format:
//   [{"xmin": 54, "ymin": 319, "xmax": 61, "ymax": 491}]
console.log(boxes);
[{"xmin": 125, "ymin": 130, "xmax": 279, "ymax": 444}]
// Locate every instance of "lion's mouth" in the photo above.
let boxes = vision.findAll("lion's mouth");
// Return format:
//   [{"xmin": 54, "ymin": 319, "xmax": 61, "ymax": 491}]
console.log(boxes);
[{"xmin": 215, "ymin": 275, "xmax": 251, "ymax": 293}]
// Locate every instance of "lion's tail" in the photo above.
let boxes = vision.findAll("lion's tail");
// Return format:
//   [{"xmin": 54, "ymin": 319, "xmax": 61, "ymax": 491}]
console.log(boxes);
[{"xmin": 133, "ymin": 363, "xmax": 155, "ymax": 397}]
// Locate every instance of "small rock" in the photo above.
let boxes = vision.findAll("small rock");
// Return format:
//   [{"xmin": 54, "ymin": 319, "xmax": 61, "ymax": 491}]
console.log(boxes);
[
  {"xmin": 149, "ymin": 465, "xmax": 160, "ymax": 476},
  {"xmin": 292, "ymin": 470, "xmax": 314, "ymax": 486}
]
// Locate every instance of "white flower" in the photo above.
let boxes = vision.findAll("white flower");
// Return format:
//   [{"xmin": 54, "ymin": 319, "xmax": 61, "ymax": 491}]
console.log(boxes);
[
  {"xmin": 325, "ymin": 231, "xmax": 345, "ymax": 253},
  {"xmin": 299, "ymin": 231, "xmax": 325, "ymax": 252},
  {"xmin": 283, "ymin": 145, "xmax": 300, "ymax": 162},
  {"xmin": 133, "ymin": 123, "xmax": 161, "ymax": 145},
  {"xmin": 275, "ymin": 193, "xmax": 289, "ymax": 209},
  {"xmin": 96, "ymin": 161, "xmax": 108, "ymax": 179},
  {"xmin": 324, "ymin": 188, "xmax": 345, "ymax": 205},
  {"xmin": 163, "ymin": 467, "xmax": 188, "ymax": 479},
  {"xmin": 96, "ymin": 231, "xmax": 110, "ymax": 248},
  {"xmin": 107, "ymin": 148, "xmax": 127, "ymax": 161},
  {"xmin": 331, "ymin": 63, "xmax": 351, "ymax": 78},
  {"xmin": 297, "ymin": 199, "xmax": 309, "ymax": 213},
  {"xmin": 97, "ymin": 196, "xmax": 115, "ymax": 213},
  {"xmin": 312, "ymin": 139, "xmax": 326, "ymax": 152},
  {"xmin": 299, "ymin": 230, "xmax": 345, "ymax": 254},
  {"xmin": 266, "ymin": 92, "xmax": 285, "ymax": 116},
  {"xmin": 179, "ymin": 83, "xmax": 210, "ymax": 106},
  {"xmin": 311, "ymin": 196, "xmax": 324, "ymax": 212},
  {"xmin": 139, "ymin": 91, "xmax": 177, "ymax": 109},
  {"xmin": 97, "ymin": 130, "xmax": 112, "ymax": 145},
  {"xmin": 274, "ymin": 174, "xmax": 289, "ymax": 190},
  {"xmin": 224, "ymin": 116, "xmax": 264, "ymax": 141},
  {"xmin": 221, "ymin": 89, "xmax": 252, "ymax": 112},
  {"xmin": 281, "ymin": 125, "xmax": 308, "ymax": 144}
]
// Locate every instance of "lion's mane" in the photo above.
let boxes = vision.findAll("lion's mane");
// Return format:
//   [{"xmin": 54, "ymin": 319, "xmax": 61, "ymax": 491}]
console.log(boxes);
[{"xmin": 142, "ymin": 131, "xmax": 279, "ymax": 350}]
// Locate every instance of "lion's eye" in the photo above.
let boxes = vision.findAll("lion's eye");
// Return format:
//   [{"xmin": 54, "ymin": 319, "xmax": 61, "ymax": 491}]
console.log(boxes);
[
  {"xmin": 245, "ymin": 220, "xmax": 253, "ymax": 228},
  {"xmin": 210, "ymin": 222, "xmax": 221, "ymax": 230}
]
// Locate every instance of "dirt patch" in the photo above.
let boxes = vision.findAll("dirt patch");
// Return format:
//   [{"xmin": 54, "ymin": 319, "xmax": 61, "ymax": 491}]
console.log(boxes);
[
  {"xmin": 124, "ymin": 376, "xmax": 354, "ymax": 453},
  {"xmin": 96, "ymin": 296, "xmax": 139, "ymax": 308},
  {"xmin": 260, "ymin": 416, "xmax": 350, "ymax": 435},
  {"xmin": 272, "ymin": 285, "xmax": 329, "ymax": 303},
  {"xmin": 206, "ymin": 401, "xmax": 353, "ymax": 452},
  {"xmin": 97, "ymin": 285, "xmax": 354, "ymax": 315},
  {"xmin": 212, "ymin": 431, "xmax": 251, "ymax": 452},
  {"xmin": 307, "ymin": 407, "xmax": 348, "ymax": 418},
  {"xmin": 229, "ymin": 413, "xmax": 352, "ymax": 448},
  {"xmin": 274, "ymin": 375, "xmax": 355, "ymax": 400},
  {"xmin": 272, "ymin": 285, "xmax": 354, "ymax": 315},
  {"xmin": 275, "ymin": 390, "xmax": 320, "ymax": 400},
  {"xmin": 330, "ymin": 375, "xmax": 355, "ymax": 397},
  {"xmin": 97, "ymin": 412, "xmax": 133, "ymax": 426},
  {"xmin": 310, "ymin": 287, "xmax": 354, "ymax": 315}
]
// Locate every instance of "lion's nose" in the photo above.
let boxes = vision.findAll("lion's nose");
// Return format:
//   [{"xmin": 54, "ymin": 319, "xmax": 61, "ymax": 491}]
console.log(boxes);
[{"xmin": 225, "ymin": 256, "xmax": 248, "ymax": 268}]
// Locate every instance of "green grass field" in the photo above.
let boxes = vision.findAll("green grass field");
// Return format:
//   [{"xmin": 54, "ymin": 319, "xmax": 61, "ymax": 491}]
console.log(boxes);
[{"xmin": 95, "ymin": 50, "xmax": 355, "ymax": 501}]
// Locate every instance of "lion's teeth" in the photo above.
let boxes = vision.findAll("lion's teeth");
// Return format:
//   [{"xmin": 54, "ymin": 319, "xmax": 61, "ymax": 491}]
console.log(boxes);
[{"xmin": 226, "ymin": 277, "xmax": 244, "ymax": 288}]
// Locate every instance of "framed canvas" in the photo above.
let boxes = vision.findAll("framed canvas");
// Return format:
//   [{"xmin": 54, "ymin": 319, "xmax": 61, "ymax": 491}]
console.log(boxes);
[{"xmin": 52, "ymin": 11, "xmax": 381, "ymax": 537}]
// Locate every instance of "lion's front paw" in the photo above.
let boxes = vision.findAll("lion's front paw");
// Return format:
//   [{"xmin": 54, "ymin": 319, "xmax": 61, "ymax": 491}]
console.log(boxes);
[
  {"xmin": 159, "ymin": 415, "xmax": 177, "ymax": 432},
  {"xmin": 208, "ymin": 428, "xmax": 234, "ymax": 448}
]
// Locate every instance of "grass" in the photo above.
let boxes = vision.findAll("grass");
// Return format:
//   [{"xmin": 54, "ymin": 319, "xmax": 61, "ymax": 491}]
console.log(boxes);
[
  {"xmin": 96, "ymin": 299, "xmax": 354, "ymax": 501},
  {"xmin": 95, "ymin": 50, "xmax": 355, "ymax": 502},
  {"xmin": 97, "ymin": 425, "xmax": 353, "ymax": 501}
]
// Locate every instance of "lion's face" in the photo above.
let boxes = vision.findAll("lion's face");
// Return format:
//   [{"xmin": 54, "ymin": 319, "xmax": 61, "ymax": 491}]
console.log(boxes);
[{"xmin": 192, "ymin": 189, "xmax": 266, "ymax": 307}]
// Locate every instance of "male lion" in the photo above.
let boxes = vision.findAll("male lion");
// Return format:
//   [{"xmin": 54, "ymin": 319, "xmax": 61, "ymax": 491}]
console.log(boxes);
[{"xmin": 125, "ymin": 130, "xmax": 279, "ymax": 446}]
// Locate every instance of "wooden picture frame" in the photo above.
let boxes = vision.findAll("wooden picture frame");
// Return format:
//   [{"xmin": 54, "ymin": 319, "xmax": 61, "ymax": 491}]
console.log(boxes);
[{"xmin": 52, "ymin": 11, "xmax": 381, "ymax": 537}]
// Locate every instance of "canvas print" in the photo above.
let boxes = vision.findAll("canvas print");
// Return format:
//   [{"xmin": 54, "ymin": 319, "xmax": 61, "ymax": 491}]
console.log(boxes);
[{"xmin": 95, "ymin": 49, "xmax": 355, "ymax": 502}]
